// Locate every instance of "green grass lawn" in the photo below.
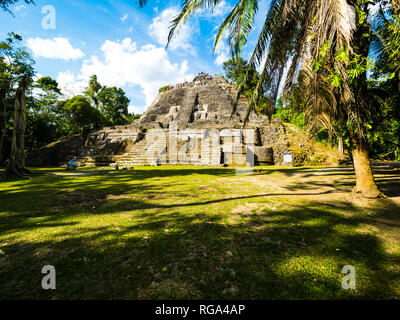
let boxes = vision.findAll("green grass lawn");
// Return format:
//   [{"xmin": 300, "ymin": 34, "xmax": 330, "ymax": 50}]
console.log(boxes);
[{"xmin": 0, "ymin": 165, "xmax": 399, "ymax": 299}]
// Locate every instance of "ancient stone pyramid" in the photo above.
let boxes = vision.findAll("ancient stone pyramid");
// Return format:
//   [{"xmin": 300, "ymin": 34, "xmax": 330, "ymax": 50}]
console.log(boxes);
[
  {"xmin": 29, "ymin": 73, "xmax": 284, "ymax": 168},
  {"xmin": 133, "ymin": 72, "xmax": 263, "ymax": 130}
]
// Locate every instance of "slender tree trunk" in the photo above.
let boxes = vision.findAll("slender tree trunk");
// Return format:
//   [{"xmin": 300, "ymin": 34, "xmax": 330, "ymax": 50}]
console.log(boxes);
[
  {"xmin": 351, "ymin": 137, "xmax": 382, "ymax": 198},
  {"xmin": 338, "ymin": 137, "xmax": 344, "ymax": 155},
  {"xmin": 3, "ymin": 76, "xmax": 30, "ymax": 177},
  {"xmin": 0, "ymin": 83, "xmax": 11, "ymax": 166},
  {"xmin": 0, "ymin": 99, "xmax": 6, "ymax": 166}
]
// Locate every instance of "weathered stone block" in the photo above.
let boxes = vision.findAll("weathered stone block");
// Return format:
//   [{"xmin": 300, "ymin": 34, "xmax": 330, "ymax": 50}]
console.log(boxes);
[{"xmin": 254, "ymin": 147, "xmax": 274, "ymax": 165}]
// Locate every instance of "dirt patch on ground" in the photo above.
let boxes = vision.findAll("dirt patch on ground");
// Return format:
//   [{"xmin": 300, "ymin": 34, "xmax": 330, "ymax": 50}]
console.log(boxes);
[
  {"xmin": 229, "ymin": 202, "xmax": 286, "ymax": 224},
  {"xmin": 248, "ymin": 165, "xmax": 399, "ymax": 203},
  {"xmin": 107, "ymin": 194, "xmax": 133, "ymax": 200},
  {"xmin": 231, "ymin": 202, "xmax": 277, "ymax": 216},
  {"xmin": 49, "ymin": 170, "xmax": 107, "ymax": 177},
  {"xmin": 52, "ymin": 193, "xmax": 107, "ymax": 207}
]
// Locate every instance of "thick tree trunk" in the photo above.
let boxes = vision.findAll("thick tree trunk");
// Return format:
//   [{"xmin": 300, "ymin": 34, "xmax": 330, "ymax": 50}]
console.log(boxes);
[
  {"xmin": 3, "ymin": 77, "xmax": 30, "ymax": 177},
  {"xmin": 351, "ymin": 138, "xmax": 382, "ymax": 198},
  {"xmin": 348, "ymin": 6, "xmax": 383, "ymax": 198}
]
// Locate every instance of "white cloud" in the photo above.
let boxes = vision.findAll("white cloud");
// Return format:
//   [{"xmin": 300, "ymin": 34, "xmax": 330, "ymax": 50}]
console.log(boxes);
[
  {"xmin": 128, "ymin": 105, "xmax": 145, "ymax": 114},
  {"xmin": 210, "ymin": 0, "xmax": 232, "ymax": 16},
  {"xmin": 15, "ymin": 5, "xmax": 26, "ymax": 11},
  {"xmin": 27, "ymin": 37, "xmax": 84, "ymax": 61},
  {"xmin": 215, "ymin": 47, "xmax": 229, "ymax": 66},
  {"xmin": 214, "ymin": 35, "xmax": 230, "ymax": 66},
  {"xmin": 195, "ymin": 0, "xmax": 232, "ymax": 18},
  {"xmin": 58, "ymin": 38, "xmax": 194, "ymax": 112},
  {"xmin": 121, "ymin": 14, "xmax": 128, "ymax": 22},
  {"xmin": 14, "ymin": 4, "xmax": 28, "ymax": 17},
  {"xmin": 57, "ymin": 71, "xmax": 88, "ymax": 98},
  {"xmin": 148, "ymin": 8, "xmax": 196, "ymax": 54},
  {"xmin": 33, "ymin": 73, "xmax": 43, "ymax": 82}
]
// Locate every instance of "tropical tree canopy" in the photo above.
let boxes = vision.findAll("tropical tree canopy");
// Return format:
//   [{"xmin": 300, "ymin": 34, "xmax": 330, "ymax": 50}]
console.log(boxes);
[
  {"xmin": 97, "ymin": 86, "xmax": 130, "ymax": 126},
  {"xmin": 223, "ymin": 57, "xmax": 274, "ymax": 116},
  {"xmin": 164, "ymin": 0, "xmax": 397, "ymax": 127},
  {"xmin": 61, "ymin": 96, "xmax": 103, "ymax": 132}
]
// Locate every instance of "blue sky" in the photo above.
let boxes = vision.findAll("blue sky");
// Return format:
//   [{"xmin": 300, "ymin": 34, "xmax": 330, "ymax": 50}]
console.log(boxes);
[{"xmin": 1, "ymin": 0, "xmax": 269, "ymax": 114}]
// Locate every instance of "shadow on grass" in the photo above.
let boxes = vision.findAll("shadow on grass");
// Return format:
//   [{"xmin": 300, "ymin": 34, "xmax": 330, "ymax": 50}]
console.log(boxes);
[
  {"xmin": 0, "ymin": 166, "xmax": 399, "ymax": 299},
  {"xmin": 0, "ymin": 199, "xmax": 399, "ymax": 299}
]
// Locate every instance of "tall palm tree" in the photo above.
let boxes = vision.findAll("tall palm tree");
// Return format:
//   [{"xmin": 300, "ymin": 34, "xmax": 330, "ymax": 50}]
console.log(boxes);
[
  {"xmin": 85, "ymin": 74, "xmax": 103, "ymax": 109},
  {"xmin": 138, "ymin": 0, "xmax": 398, "ymax": 198}
]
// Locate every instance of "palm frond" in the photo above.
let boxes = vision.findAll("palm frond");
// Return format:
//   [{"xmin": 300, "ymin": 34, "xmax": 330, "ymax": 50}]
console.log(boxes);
[
  {"xmin": 231, "ymin": 0, "xmax": 299, "ymax": 119},
  {"xmin": 136, "ymin": 0, "xmax": 148, "ymax": 8},
  {"xmin": 242, "ymin": 54, "xmax": 270, "ymax": 125},
  {"xmin": 167, "ymin": 0, "xmax": 221, "ymax": 48}
]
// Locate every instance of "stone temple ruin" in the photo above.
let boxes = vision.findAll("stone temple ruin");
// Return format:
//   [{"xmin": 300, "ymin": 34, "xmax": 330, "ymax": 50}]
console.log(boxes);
[{"xmin": 29, "ymin": 73, "xmax": 290, "ymax": 168}]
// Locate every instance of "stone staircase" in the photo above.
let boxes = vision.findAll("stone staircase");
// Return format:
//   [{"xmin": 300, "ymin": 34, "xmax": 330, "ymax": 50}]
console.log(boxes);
[
  {"xmin": 113, "ymin": 132, "xmax": 168, "ymax": 167},
  {"xmin": 59, "ymin": 128, "xmax": 143, "ymax": 168},
  {"xmin": 113, "ymin": 141, "xmax": 148, "ymax": 167}
]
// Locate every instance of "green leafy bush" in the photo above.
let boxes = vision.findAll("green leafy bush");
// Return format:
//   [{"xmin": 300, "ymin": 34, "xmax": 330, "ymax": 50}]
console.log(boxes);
[
  {"xmin": 315, "ymin": 129, "xmax": 330, "ymax": 144},
  {"xmin": 306, "ymin": 154, "xmax": 327, "ymax": 166},
  {"xmin": 273, "ymin": 107, "xmax": 305, "ymax": 129},
  {"xmin": 159, "ymin": 85, "xmax": 171, "ymax": 93}
]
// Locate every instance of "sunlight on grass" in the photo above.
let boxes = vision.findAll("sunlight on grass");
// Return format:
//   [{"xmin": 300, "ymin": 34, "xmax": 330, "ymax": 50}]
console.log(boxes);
[{"xmin": 0, "ymin": 166, "xmax": 399, "ymax": 299}]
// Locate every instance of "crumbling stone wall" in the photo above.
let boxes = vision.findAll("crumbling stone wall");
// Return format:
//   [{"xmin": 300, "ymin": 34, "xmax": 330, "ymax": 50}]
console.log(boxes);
[
  {"xmin": 259, "ymin": 119, "xmax": 289, "ymax": 165},
  {"xmin": 27, "ymin": 135, "xmax": 85, "ymax": 167}
]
